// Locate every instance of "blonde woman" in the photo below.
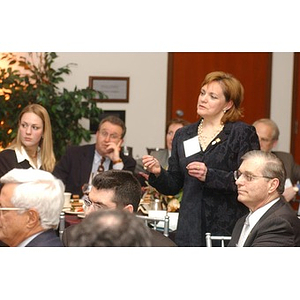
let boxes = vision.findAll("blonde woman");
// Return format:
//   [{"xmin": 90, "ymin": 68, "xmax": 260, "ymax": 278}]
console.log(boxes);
[{"xmin": 0, "ymin": 104, "xmax": 55, "ymax": 177}]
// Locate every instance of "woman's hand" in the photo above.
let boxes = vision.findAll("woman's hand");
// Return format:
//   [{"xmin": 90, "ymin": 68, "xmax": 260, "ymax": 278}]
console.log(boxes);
[
  {"xmin": 186, "ymin": 162, "xmax": 207, "ymax": 181},
  {"xmin": 142, "ymin": 155, "xmax": 161, "ymax": 176}
]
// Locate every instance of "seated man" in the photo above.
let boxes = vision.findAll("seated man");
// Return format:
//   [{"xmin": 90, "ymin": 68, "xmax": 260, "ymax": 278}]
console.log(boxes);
[
  {"xmin": 53, "ymin": 115, "xmax": 136, "ymax": 197},
  {"xmin": 253, "ymin": 118, "xmax": 300, "ymax": 202},
  {"xmin": 62, "ymin": 170, "xmax": 177, "ymax": 247},
  {"xmin": 0, "ymin": 168, "xmax": 65, "ymax": 247},
  {"xmin": 69, "ymin": 209, "xmax": 152, "ymax": 247},
  {"xmin": 228, "ymin": 150, "xmax": 300, "ymax": 247}
]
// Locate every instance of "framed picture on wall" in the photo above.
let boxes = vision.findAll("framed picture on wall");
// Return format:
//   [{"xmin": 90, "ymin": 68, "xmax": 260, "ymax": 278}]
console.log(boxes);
[{"xmin": 89, "ymin": 76, "xmax": 129, "ymax": 103}]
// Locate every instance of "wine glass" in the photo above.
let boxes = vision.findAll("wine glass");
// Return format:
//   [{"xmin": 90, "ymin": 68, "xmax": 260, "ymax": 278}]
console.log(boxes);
[
  {"xmin": 81, "ymin": 183, "xmax": 92, "ymax": 210},
  {"xmin": 82, "ymin": 183, "xmax": 92, "ymax": 195}
]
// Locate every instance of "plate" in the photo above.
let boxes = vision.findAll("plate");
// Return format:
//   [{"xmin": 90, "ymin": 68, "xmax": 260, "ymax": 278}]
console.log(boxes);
[
  {"xmin": 78, "ymin": 214, "xmax": 85, "ymax": 219},
  {"xmin": 62, "ymin": 208, "xmax": 84, "ymax": 215}
]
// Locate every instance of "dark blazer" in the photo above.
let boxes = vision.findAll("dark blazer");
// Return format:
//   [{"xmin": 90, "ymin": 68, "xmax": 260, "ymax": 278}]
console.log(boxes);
[
  {"xmin": 228, "ymin": 197, "xmax": 300, "ymax": 247},
  {"xmin": 53, "ymin": 144, "xmax": 136, "ymax": 197},
  {"xmin": 149, "ymin": 121, "xmax": 260, "ymax": 246},
  {"xmin": 26, "ymin": 230, "xmax": 64, "ymax": 247},
  {"xmin": 273, "ymin": 151, "xmax": 300, "ymax": 184},
  {"xmin": 62, "ymin": 223, "xmax": 177, "ymax": 247},
  {"xmin": 0, "ymin": 149, "xmax": 32, "ymax": 178}
]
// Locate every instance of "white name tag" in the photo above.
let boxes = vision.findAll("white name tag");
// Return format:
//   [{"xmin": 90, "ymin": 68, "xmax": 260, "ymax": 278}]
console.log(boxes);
[{"xmin": 183, "ymin": 135, "xmax": 201, "ymax": 157}]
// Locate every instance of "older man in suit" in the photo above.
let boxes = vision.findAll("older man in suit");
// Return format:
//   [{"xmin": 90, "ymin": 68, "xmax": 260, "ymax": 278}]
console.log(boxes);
[
  {"xmin": 253, "ymin": 118, "xmax": 300, "ymax": 202},
  {"xmin": 228, "ymin": 150, "xmax": 300, "ymax": 247},
  {"xmin": 0, "ymin": 168, "xmax": 65, "ymax": 247},
  {"xmin": 53, "ymin": 115, "xmax": 136, "ymax": 197}
]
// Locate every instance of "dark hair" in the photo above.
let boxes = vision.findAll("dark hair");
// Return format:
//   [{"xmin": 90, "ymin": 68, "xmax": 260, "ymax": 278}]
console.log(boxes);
[
  {"xmin": 165, "ymin": 118, "xmax": 190, "ymax": 135},
  {"xmin": 69, "ymin": 209, "xmax": 152, "ymax": 247},
  {"xmin": 200, "ymin": 71, "xmax": 244, "ymax": 123},
  {"xmin": 98, "ymin": 115, "xmax": 126, "ymax": 138},
  {"xmin": 241, "ymin": 150, "xmax": 286, "ymax": 194},
  {"xmin": 92, "ymin": 170, "xmax": 142, "ymax": 211}
]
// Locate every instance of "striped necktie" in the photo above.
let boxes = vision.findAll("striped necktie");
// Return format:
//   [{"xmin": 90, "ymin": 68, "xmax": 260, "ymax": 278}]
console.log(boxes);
[{"xmin": 97, "ymin": 156, "xmax": 106, "ymax": 173}]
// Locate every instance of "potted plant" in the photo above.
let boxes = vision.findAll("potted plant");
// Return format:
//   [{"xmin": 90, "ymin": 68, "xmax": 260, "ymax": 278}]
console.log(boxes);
[{"xmin": 0, "ymin": 52, "xmax": 106, "ymax": 160}]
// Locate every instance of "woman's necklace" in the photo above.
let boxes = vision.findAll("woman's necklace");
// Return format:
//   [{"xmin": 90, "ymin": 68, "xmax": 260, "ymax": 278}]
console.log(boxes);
[{"xmin": 198, "ymin": 119, "xmax": 224, "ymax": 151}]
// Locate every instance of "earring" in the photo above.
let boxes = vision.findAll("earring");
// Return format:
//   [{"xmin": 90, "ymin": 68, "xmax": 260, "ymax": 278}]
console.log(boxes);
[{"xmin": 223, "ymin": 109, "xmax": 227, "ymax": 113}]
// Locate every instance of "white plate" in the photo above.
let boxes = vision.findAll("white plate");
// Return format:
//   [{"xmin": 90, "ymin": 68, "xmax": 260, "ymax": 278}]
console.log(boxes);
[{"xmin": 62, "ymin": 208, "xmax": 84, "ymax": 215}]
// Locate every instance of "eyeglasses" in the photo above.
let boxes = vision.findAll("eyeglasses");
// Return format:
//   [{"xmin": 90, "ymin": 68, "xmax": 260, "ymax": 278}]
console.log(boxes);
[
  {"xmin": 99, "ymin": 130, "xmax": 121, "ymax": 141},
  {"xmin": 234, "ymin": 170, "xmax": 273, "ymax": 182},
  {"xmin": 82, "ymin": 195, "xmax": 108, "ymax": 211},
  {"xmin": 0, "ymin": 207, "xmax": 27, "ymax": 216}
]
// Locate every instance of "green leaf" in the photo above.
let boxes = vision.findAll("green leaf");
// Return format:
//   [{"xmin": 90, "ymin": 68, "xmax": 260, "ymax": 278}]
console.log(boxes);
[{"xmin": 0, "ymin": 52, "xmax": 103, "ymax": 160}]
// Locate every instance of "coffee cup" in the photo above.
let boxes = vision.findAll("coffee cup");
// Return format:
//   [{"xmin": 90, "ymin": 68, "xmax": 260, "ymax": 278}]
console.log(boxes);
[{"xmin": 64, "ymin": 192, "xmax": 72, "ymax": 207}]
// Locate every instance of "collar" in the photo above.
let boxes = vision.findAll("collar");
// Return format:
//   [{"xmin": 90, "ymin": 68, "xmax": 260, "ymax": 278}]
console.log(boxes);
[
  {"xmin": 248, "ymin": 197, "xmax": 280, "ymax": 229},
  {"xmin": 15, "ymin": 146, "xmax": 42, "ymax": 169},
  {"xmin": 17, "ymin": 231, "xmax": 44, "ymax": 247}
]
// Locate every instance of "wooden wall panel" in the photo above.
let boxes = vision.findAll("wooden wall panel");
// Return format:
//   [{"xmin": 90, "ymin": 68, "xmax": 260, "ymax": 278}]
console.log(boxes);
[
  {"xmin": 167, "ymin": 53, "xmax": 272, "ymax": 125},
  {"xmin": 291, "ymin": 53, "xmax": 300, "ymax": 163}
]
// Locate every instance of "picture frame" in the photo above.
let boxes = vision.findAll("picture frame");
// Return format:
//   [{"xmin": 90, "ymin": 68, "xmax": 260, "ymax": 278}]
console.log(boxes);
[{"xmin": 89, "ymin": 76, "xmax": 129, "ymax": 103}]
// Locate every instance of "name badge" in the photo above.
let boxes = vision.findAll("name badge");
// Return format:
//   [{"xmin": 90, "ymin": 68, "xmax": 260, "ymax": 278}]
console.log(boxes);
[{"xmin": 183, "ymin": 136, "xmax": 200, "ymax": 157}]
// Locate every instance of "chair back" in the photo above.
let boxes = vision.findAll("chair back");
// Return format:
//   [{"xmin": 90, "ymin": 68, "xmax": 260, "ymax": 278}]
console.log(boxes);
[
  {"xmin": 205, "ymin": 232, "xmax": 231, "ymax": 247},
  {"xmin": 122, "ymin": 146, "xmax": 133, "ymax": 156},
  {"xmin": 146, "ymin": 147, "xmax": 164, "ymax": 155},
  {"xmin": 58, "ymin": 211, "xmax": 65, "ymax": 240},
  {"xmin": 136, "ymin": 214, "xmax": 170, "ymax": 237}
]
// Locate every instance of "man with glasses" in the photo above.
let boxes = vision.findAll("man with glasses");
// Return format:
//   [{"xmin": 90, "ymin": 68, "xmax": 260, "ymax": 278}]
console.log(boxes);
[
  {"xmin": 53, "ymin": 115, "xmax": 136, "ymax": 197},
  {"xmin": 253, "ymin": 118, "xmax": 300, "ymax": 202},
  {"xmin": 228, "ymin": 150, "xmax": 300, "ymax": 247},
  {"xmin": 62, "ymin": 170, "xmax": 177, "ymax": 246},
  {"xmin": 0, "ymin": 168, "xmax": 65, "ymax": 247}
]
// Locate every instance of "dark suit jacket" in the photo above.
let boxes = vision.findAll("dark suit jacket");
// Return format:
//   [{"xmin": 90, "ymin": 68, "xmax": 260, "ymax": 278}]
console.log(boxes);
[
  {"xmin": 53, "ymin": 144, "xmax": 136, "ymax": 197},
  {"xmin": 149, "ymin": 121, "xmax": 260, "ymax": 246},
  {"xmin": 228, "ymin": 197, "xmax": 300, "ymax": 247},
  {"xmin": 62, "ymin": 222, "xmax": 177, "ymax": 247},
  {"xmin": 26, "ymin": 230, "xmax": 63, "ymax": 247},
  {"xmin": 0, "ymin": 149, "xmax": 32, "ymax": 178},
  {"xmin": 273, "ymin": 151, "xmax": 300, "ymax": 184}
]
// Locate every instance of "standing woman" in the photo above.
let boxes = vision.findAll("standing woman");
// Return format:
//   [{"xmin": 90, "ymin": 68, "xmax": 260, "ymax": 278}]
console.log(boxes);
[
  {"xmin": 143, "ymin": 71, "xmax": 260, "ymax": 246},
  {"xmin": 0, "ymin": 104, "xmax": 56, "ymax": 177}
]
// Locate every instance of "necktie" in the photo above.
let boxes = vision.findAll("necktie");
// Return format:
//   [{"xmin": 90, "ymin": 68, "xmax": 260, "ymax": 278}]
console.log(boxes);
[
  {"xmin": 237, "ymin": 212, "xmax": 251, "ymax": 247},
  {"xmin": 97, "ymin": 156, "xmax": 106, "ymax": 173}
]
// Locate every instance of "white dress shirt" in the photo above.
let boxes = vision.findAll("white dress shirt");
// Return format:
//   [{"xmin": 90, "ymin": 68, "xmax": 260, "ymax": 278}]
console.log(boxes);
[
  {"xmin": 15, "ymin": 146, "xmax": 41, "ymax": 169},
  {"xmin": 90, "ymin": 151, "xmax": 124, "ymax": 183}
]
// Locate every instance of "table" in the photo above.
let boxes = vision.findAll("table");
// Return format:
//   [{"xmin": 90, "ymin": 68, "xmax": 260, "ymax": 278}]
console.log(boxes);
[{"xmin": 64, "ymin": 214, "xmax": 83, "ymax": 227}]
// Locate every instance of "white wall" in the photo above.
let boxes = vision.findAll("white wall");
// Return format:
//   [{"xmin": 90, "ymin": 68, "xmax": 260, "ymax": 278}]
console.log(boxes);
[
  {"xmin": 270, "ymin": 52, "xmax": 294, "ymax": 152},
  {"xmin": 54, "ymin": 52, "xmax": 295, "ymax": 156},
  {"xmin": 54, "ymin": 52, "xmax": 168, "ymax": 158}
]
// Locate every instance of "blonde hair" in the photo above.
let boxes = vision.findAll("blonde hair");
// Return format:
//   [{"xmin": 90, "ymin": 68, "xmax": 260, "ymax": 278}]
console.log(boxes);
[
  {"xmin": 200, "ymin": 71, "xmax": 244, "ymax": 123},
  {"xmin": 9, "ymin": 104, "xmax": 56, "ymax": 172}
]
